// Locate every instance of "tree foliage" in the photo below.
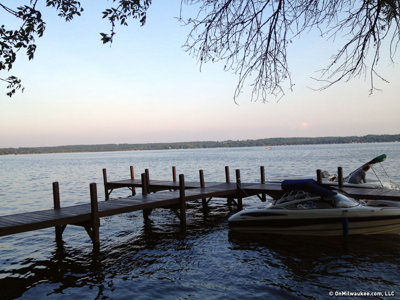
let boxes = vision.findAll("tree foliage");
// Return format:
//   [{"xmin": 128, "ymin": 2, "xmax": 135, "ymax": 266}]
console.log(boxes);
[
  {"xmin": 180, "ymin": 0, "xmax": 400, "ymax": 101},
  {"xmin": 0, "ymin": 0, "xmax": 149, "ymax": 97},
  {"xmin": 1, "ymin": 0, "xmax": 399, "ymax": 101},
  {"xmin": 0, "ymin": 0, "xmax": 84, "ymax": 96}
]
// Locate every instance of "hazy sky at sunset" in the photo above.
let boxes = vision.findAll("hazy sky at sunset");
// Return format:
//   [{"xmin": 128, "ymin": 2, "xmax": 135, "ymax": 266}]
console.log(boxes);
[{"xmin": 1, "ymin": 1, "xmax": 399, "ymax": 148}]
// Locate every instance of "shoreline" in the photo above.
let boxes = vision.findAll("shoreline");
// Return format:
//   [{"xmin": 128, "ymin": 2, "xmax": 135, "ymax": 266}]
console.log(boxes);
[{"xmin": 1, "ymin": 134, "xmax": 399, "ymax": 156}]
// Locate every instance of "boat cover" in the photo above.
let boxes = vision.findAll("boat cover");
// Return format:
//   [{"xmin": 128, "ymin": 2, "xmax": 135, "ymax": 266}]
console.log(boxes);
[{"xmin": 281, "ymin": 179, "xmax": 337, "ymax": 197}]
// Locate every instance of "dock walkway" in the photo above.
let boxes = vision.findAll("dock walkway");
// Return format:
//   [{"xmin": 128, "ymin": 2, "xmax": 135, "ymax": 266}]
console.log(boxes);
[
  {"xmin": 1, "ymin": 165, "xmax": 400, "ymax": 248},
  {"xmin": 0, "ymin": 182, "xmax": 239, "ymax": 239},
  {"xmin": 0, "ymin": 165, "xmax": 254, "ymax": 248}
]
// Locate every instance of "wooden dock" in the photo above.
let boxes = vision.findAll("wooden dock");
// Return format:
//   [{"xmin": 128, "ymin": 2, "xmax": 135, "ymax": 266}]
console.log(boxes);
[{"xmin": 1, "ymin": 165, "xmax": 400, "ymax": 248}]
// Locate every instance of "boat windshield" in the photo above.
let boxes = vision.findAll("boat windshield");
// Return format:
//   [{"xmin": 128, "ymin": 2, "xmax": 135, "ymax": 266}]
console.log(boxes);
[
  {"xmin": 273, "ymin": 191, "xmax": 359, "ymax": 209},
  {"xmin": 325, "ymin": 193, "xmax": 359, "ymax": 208}
]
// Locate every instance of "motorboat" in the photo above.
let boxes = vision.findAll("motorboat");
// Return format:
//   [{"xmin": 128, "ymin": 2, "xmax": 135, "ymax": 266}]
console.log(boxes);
[
  {"xmin": 328, "ymin": 154, "xmax": 400, "ymax": 207},
  {"xmin": 228, "ymin": 179, "xmax": 400, "ymax": 236},
  {"xmin": 325, "ymin": 154, "xmax": 398, "ymax": 188},
  {"xmin": 268, "ymin": 154, "xmax": 398, "ymax": 188},
  {"xmin": 265, "ymin": 154, "xmax": 400, "ymax": 207}
]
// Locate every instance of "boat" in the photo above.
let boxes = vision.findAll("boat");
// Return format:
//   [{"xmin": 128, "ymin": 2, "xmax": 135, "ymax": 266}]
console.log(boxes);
[
  {"xmin": 268, "ymin": 154, "xmax": 398, "ymax": 189},
  {"xmin": 265, "ymin": 154, "xmax": 400, "ymax": 206},
  {"xmin": 326, "ymin": 154, "xmax": 398, "ymax": 189},
  {"xmin": 228, "ymin": 179, "xmax": 400, "ymax": 236},
  {"xmin": 327, "ymin": 154, "xmax": 400, "ymax": 207}
]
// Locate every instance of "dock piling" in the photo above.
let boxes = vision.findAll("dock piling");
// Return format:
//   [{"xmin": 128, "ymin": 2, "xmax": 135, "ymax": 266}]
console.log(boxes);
[
  {"xmin": 89, "ymin": 183, "xmax": 100, "ymax": 248},
  {"xmin": 172, "ymin": 166, "xmax": 177, "ymax": 182},
  {"xmin": 235, "ymin": 169, "xmax": 243, "ymax": 210},
  {"xmin": 179, "ymin": 174, "xmax": 187, "ymax": 227},
  {"xmin": 145, "ymin": 169, "xmax": 150, "ymax": 193},
  {"xmin": 130, "ymin": 166, "xmax": 136, "ymax": 196},
  {"xmin": 225, "ymin": 166, "xmax": 233, "ymax": 205},
  {"xmin": 102, "ymin": 168, "xmax": 110, "ymax": 200},
  {"xmin": 141, "ymin": 173, "xmax": 147, "ymax": 195},
  {"xmin": 225, "ymin": 166, "xmax": 230, "ymax": 183},
  {"xmin": 141, "ymin": 173, "xmax": 148, "ymax": 196},
  {"xmin": 130, "ymin": 166, "xmax": 135, "ymax": 180},
  {"xmin": 141, "ymin": 173, "xmax": 152, "ymax": 221},
  {"xmin": 338, "ymin": 167, "xmax": 344, "ymax": 189},
  {"xmin": 53, "ymin": 181, "xmax": 60, "ymax": 210},
  {"xmin": 52, "ymin": 182, "xmax": 65, "ymax": 244},
  {"xmin": 260, "ymin": 166, "xmax": 266, "ymax": 202},
  {"xmin": 199, "ymin": 169, "xmax": 207, "ymax": 209}
]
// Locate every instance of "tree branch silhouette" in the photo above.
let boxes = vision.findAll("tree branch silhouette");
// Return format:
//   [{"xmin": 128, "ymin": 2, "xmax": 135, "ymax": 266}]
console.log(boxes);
[{"xmin": 1, "ymin": 0, "xmax": 399, "ymax": 101}]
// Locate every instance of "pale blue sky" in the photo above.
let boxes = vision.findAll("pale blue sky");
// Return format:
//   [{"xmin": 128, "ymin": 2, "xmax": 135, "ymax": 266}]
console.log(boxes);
[{"xmin": 1, "ymin": 1, "xmax": 399, "ymax": 148}]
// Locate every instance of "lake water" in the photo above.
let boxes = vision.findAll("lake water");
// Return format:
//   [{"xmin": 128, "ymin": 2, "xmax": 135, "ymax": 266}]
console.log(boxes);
[{"xmin": 1, "ymin": 143, "xmax": 400, "ymax": 299}]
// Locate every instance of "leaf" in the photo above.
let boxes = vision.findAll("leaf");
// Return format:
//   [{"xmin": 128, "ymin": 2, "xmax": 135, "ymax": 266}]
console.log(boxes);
[{"xmin": 100, "ymin": 32, "xmax": 111, "ymax": 44}]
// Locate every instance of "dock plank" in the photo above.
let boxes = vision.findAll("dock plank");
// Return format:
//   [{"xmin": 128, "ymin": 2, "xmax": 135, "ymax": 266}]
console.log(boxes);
[{"xmin": 0, "ymin": 205, "xmax": 93, "ymax": 237}]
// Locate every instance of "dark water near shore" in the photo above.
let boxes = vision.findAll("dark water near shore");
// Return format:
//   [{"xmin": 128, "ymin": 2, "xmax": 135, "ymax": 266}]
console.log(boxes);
[{"xmin": 1, "ymin": 143, "xmax": 400, "ymax": 299}]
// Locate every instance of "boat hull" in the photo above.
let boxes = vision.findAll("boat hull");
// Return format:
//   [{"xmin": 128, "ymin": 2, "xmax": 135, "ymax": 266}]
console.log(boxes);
[{"xmin": 228, "ymin": 208, "xmax": 400, "ymax": 236}]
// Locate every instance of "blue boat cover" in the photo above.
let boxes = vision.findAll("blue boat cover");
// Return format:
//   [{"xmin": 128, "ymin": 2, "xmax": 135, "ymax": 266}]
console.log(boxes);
[{"xmin": 281, "ymin": 179, "xmax": 337, "ymax": 197}]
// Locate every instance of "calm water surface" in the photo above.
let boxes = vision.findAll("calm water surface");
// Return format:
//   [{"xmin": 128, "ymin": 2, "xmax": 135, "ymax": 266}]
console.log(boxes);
[{"xmin": 1, "ymin": 144, "xmax": 400, "ymax": 299}]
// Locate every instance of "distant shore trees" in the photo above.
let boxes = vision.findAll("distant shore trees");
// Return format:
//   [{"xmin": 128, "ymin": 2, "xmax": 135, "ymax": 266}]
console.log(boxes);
[
  {"xmin": 1, "ymin": 1, "xmax": 399, "ymax": 100},
  {"xmin": 1, "ymin": 134, "xmax": 399, "ymax": 155}
]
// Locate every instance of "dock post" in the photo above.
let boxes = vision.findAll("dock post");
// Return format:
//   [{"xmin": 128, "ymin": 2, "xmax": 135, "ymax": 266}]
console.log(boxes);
[
  {"xmin": 130, "ymin": 166, "xmax": 136, "ymax": 196},
  {"xmin": 338, "ymin": 167, "xmax": 343, "ymax": 189},
  {"xmin": 225, "ymin": 166, "xmax": 233, "ymax": 205},
  {"xmin": 316, "ymin": 169, "xmax": 322, "ymax": 184},
  {"xmin": 225, "ymin": 166, "xmax": 230, "ymax": 183},
  {"xmin": 89, "ymin": 183, "xmax": 100, "ymax": 248},
  {"xmin": 102, "ymin": 168, "xmax": 109, "ymax": 200},
  {"xmin": 199, "ymin": 169, "xmax": 207, "ymax": 209},
  {"xmin": 145, "ymin": 169, "xmax": 151, "ymax": 193},
  {"xmin": 141, "ymin": 173, "xmax": 149, "ymax": 195},
  {"xmin": 235, "ymin": 169, "xmax": 243, "ymax": 210},
  {"xmin": 260, "ymin": 166, "xmax": 266, "ymax": 202},
  {"xmin": 172, "ymin": 166, "xmax": 177, "ymax": 182},
  {"xmin": 179, "ymin": 174, "xmax": 187, "ymax": 228},
  {"xmin": 52, "ymin": 182, "xmax": 65, "ymax": 244},
  {"xmin": 130, "ymin": 166, "xmax": 135, "ymax": 180},
  {"xmin": 141, "ymin": 173, "xmax": 151, "ymax": 221}
]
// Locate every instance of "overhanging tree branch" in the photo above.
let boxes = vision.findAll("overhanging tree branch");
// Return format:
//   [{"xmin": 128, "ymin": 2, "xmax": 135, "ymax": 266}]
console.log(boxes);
[
  {"xmin": 0, "ymin": 0, "xmax": 84, "ymax": 97},
  {"xmin": 180, "ymin": 0, "xmax": 400, "ymax": 102},
  {"xmin": 1, "ymin": 0, "xmax": 399, "ymax": 101}
]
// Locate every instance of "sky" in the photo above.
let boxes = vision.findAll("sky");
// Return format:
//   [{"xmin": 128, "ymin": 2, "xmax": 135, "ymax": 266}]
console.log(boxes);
[{"xmin": 1, "ymin": 1, "xmax": 399, "ymax": 148}]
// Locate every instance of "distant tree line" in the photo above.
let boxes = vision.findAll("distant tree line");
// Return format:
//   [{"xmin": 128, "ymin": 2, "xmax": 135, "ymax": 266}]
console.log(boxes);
[{"xmin": 1, "ymin": 134, "xmax": 399, "ymax": 155}]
